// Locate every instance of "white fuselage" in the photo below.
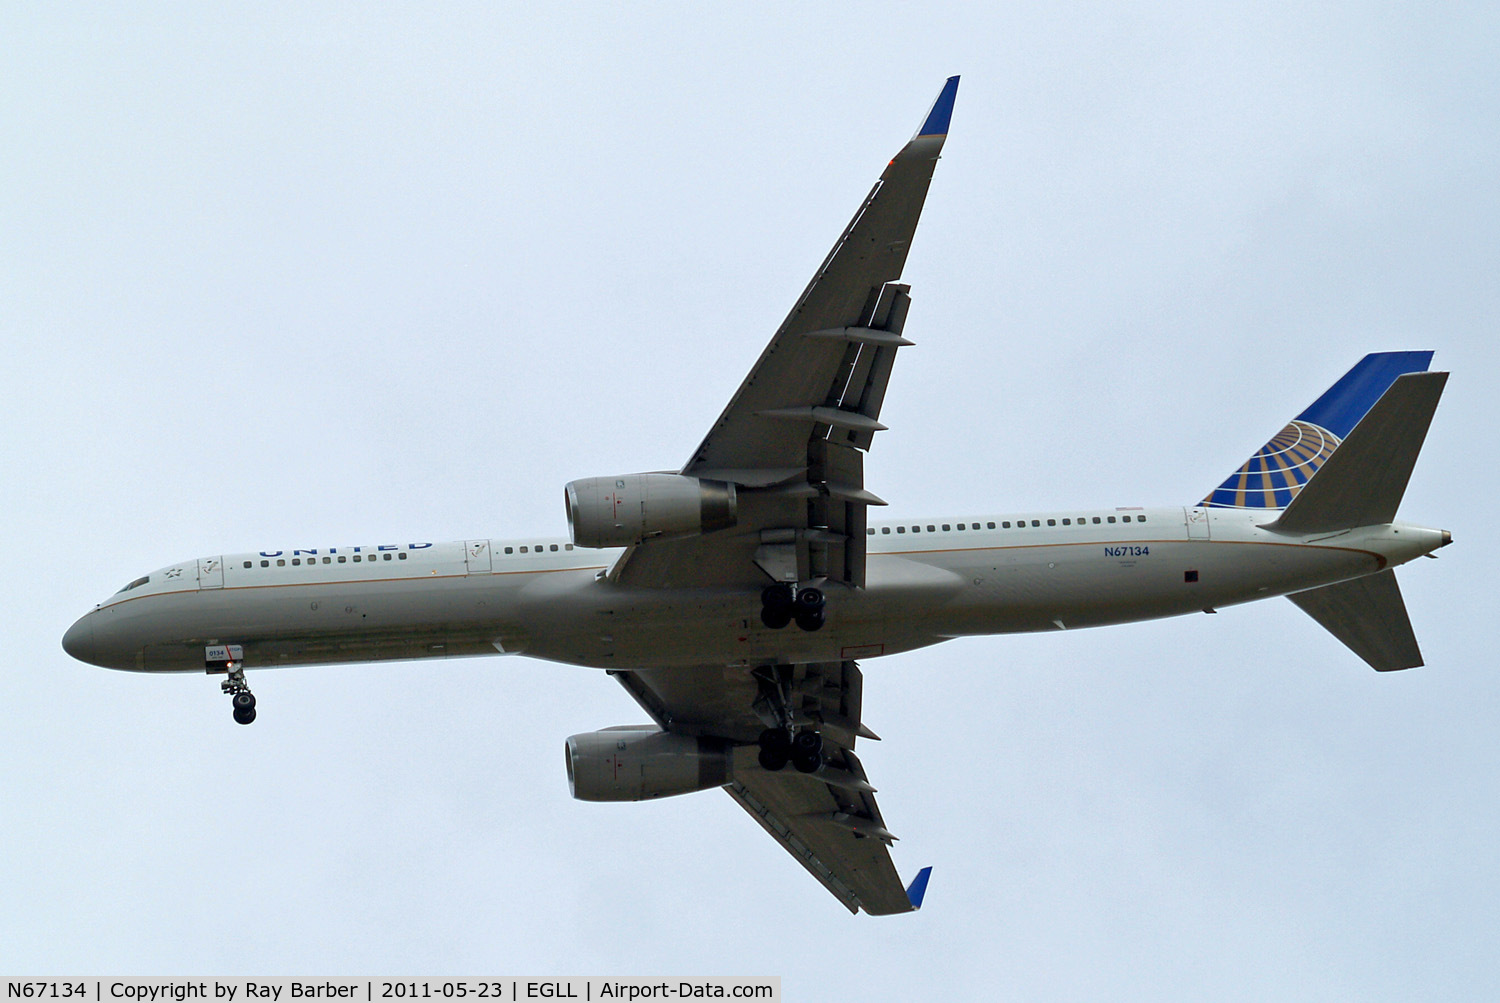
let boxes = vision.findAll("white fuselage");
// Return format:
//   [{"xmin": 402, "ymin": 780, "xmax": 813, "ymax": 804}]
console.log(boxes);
[{"xmin": 62, "ymin": 506, "xmax": 1446, "ymax": 675}]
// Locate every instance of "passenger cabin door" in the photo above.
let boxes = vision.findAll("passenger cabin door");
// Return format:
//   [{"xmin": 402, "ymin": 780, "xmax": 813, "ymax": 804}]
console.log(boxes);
[
  {"xmin": 198, "ymin": 556, "xmax": 224, "ymax": 589},
  {"xmin": 465, "ymin": 540, "xmax": 492, "ymax": 574},
  {"xmin": 1184, "ymin": 507, "xmax": 1211, "ymax": 540}
]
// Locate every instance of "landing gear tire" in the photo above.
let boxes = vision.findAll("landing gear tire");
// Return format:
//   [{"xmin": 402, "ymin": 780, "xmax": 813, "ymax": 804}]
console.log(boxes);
[
  {"xmin": 759, "ymin": 584, "xmax": 795, "ymax": 630},
  {"xmin": 791, "ymin": 587, "xmax": 825, "ymax": 631},
  {"xmin": 760, "ymin": 606, "xmax": 792, "ymax": 630},
  {"xmin": 795, "ymin": 609, "xmax": 825, "ymax": 632},
  {"xmin": 757, "ymin": 728, "xmax": 792, "ymax": 772},
  {"xmin": 231, "ymin": 691, "xmax": 257, "ymax": 725},
  {"xmin": 762, "ymin": 584, "xmax": 795, "ymax": 610},
  {"xmin": 795, "ymin": 588, "xmax": 826, "ymax": 613},
  {"xmin": 791, "ymin": 730, "xmax": 824, "ymax": 772}
]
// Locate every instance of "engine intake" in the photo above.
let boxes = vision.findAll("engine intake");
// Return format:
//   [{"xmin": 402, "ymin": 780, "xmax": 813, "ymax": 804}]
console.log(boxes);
[
  {"xmin": 564, "ymin": 473, "xmax": 737, "ymax": 548},
  {"xmin": 565, "ymin": 726, "xmax": 733, "ymax": 801}
]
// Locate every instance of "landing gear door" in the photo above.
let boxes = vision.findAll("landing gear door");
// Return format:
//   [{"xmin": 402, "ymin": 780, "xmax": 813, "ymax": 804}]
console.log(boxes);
[
  {"xmin": 1184, "ymin": 507, "xmax": 1211, "ymax": 541},
  {"xmin": 465, "ymin": 540, "xmax": 492, "ymax": 574},
  {"xmin": 198, "ymin": 556, "xmax": 225, "ymax": 589}
]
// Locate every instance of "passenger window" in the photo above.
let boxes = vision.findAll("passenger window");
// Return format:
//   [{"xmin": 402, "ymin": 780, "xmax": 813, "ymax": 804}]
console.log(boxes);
[
  {"xmin": 1062, "ymin": 519, "xmax": 1071, "ymax": 526},
  {"xmin": 927, "ymin": 525, "xmax": 935, "ymax": 533},
  {"xmin": 1107, "ymin": 516, "xmax": 1116, "ymax": 523},
  {"xmin": 1047, "ymin": 519, "xmax": 1056, "ymax": 527},
  {"xmin": 243, "ymin": 561, "xmax": 251, "ymax": 569},
  {"xmin": 260, "ymin": 560, "xmax": 269, "ymax": 568},
  {"xmin": 398, "ymin": 552, "xmax": 407, "ymax": 560},
  {"xmin": 353, "ymin": 555, "xmax": 361, "ymax": 562},
  {"xmin": 1031, "ymin": 520, "xmax": 1040, "ymax": 527},
  {"xmin": 520, "ymin": 546, "xmax": 529, "ymax": 553},
  {"xmin": 550, "ymin": 544, "xmax": 559, "ymax": 551},
  {"xmin": 1138, "ymin": 515, "xmax": 1146, "ymax": 522},
  {"xmin": 912, "ymin": 527, "xmax": 920, "ymax": 533},
  {"xmin": 1092, "ymin": 517, "xmax": 1101, "ymax": 524},
  {"xmin": 504, "ymin": 547, "xmax": 514, "ymax": 554},
  {"xmin": 383, "ymin": 553, "xmax": 392, "ymax": 560},
  {"xmin": 1002, "ymin": 521, "xmax": 1011, "ymax": 529},
  {"xmin": 338, "ymin": 556, "xmax": 347, "ymax": 563},
  {"xmin": 292, "ymin": 558, "xmax": 300, "ymax": 566},
  {"xmin": 896, "ymin": 526, "xmax": 906, "ymax": 534},
  {"xmin": 277, "ymin": 559, "xmax": 286, "ymax": 567},
  {"xmin": 956, "ymin": 524, "xmax": 965, "ymax": 531},
  {"xmin": 565, "ymin": 544, "xmax": 574, "ymax": 551},
  {"xmin": 882, "ymin": 527, "xmax": 891, "ymax": 534},
  {"xmin": 942, "ymin": 524, "xmax": 951, "ymax": 531},
  {"xmin": 986, "ymin": 522, "xmax": 995, "ymax": 529}
]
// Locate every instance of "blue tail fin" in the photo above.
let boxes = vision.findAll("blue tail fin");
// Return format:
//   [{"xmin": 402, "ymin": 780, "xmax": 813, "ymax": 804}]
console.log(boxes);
[{"xmin": 1202, "ymin": 352, "xmax": 1433, "ymax": 510}]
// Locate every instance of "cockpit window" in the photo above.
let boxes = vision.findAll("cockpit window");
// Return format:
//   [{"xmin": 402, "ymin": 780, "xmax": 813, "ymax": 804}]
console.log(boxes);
[{"xmin": 115, "ymin": 575, "xmax": 150, "ymax": 594}]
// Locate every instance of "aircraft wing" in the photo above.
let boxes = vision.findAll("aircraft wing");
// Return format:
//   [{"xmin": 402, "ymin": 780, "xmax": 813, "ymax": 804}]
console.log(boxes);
[
  {"xmin": 612, "ymin": 661, "xmax": 928, "ymax": 916},
  {"xmin": 610, "ymin": 77, "xmax": 958, "ymax": 591}
]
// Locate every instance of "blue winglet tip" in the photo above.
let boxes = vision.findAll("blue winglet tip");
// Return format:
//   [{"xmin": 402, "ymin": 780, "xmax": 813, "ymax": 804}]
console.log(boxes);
[
  {"xmin": 917, "ymin": 77, "xmax": 960, "ymax": 137},
  {"xmin": 906, "ymin": 866, "xmax": 933, "ymax": 910}
]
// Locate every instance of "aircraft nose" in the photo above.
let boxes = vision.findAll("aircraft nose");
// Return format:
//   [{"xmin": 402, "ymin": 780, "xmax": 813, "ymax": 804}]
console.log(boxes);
[{"xmin": 62, "ymin": 614, "xmax": 103, "ymax": 666}]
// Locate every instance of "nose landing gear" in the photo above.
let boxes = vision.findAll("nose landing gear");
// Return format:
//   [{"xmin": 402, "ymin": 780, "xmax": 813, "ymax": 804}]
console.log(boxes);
[
  {"xmin": 759, "ymin": 584, "xmax": 826, "ymax": 632},
  {"xmin": 205, "ymin": 644, "xmax": 256, "ymax": 725},
  {"xmin": 229, "ymin": 685, "xmax": 257, "ymax": 725}
]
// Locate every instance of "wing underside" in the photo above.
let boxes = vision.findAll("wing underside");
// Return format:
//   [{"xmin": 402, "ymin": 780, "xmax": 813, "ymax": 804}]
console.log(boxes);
[
  {"xmin": 612, "ymin": 661, "xmax": 917, "ymax": 915},
  {"xmin": 610, "ymin": 76, "xmax": 958, "ymax": 593}
]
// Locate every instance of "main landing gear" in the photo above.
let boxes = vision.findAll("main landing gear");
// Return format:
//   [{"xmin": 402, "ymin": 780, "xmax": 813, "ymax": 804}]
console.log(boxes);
[
  {"xmin": 750, "ymin": 664, "xmax": 825, "ymax": 774},
  {"xmin": 757, "ymin": 727, "xmax": 824, "ymax": 774},
  {"xmin": 760, "ymin": 584, "xmax": 825, "ymax": 632}
]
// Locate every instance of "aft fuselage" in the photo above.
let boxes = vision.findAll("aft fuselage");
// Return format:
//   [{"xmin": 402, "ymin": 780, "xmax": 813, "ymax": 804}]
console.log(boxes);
[{"xmin": 62, "ymin": 506, "xmax": 1447, "ymax": 674}]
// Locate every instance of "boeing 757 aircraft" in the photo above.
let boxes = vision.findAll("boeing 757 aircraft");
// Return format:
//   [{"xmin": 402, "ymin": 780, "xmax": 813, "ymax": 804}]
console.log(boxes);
[{"xmin": 63, "ymin": 77, "xmax": 1451, "ymax": 915}]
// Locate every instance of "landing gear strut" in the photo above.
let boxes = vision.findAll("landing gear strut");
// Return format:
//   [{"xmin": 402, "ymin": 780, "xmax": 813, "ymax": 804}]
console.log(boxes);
[{"xmin": 759, "ymin": 584, "xmax": 825, "ymax": 632}]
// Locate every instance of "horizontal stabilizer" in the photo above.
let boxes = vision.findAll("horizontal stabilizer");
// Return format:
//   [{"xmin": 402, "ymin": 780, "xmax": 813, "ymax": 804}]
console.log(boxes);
[
  {"xmin": 1287, "ymin": 570, "xmax": 1423, "ymax": 671},
  {"xmin": 1270, "ymin": 371, "xmax": 1447, "ymax": 533}
]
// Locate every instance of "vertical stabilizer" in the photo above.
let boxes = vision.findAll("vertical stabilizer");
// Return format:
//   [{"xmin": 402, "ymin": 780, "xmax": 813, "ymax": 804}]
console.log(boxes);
[
  {"xmin": 1202, "ymin": 352, "xmax": 1432, "ymax": 511},
  {"xmin": 1270, "ymin": 371, "xmax": 1447, "ymax": 533}
]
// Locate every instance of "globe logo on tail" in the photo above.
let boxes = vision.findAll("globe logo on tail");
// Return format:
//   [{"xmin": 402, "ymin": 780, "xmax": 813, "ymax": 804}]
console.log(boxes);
[{"xmin": 1202, "ymin": 419, "xmax": 1340, "ymax": 510}]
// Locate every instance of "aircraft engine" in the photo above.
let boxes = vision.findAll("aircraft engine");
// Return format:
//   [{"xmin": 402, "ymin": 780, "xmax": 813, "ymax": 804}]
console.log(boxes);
[
  {"xmin": 565, "ymin": 726, "xmax": 733, "ymax": 801},
  {"xmin": 564, "ymin": 473, "xmax": 737, "ymax": 548}
]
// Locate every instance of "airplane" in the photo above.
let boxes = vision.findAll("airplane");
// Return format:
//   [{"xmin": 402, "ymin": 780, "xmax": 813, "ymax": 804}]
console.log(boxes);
[{"xmin": 62, "ymin": 76, "xmax": 1451, "ymax": 916}]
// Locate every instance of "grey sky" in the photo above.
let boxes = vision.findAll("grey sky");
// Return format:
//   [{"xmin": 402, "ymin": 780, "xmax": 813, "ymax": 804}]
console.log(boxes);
[{"xmin": 4, "ymin": 4, "xmax": 1497, "ymax": 997}]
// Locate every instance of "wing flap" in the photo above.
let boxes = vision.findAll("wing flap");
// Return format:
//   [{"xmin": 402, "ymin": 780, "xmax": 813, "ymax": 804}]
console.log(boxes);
[{"xmin": 728, "ymin": 745, "xmax": 916, "ymax": 916}]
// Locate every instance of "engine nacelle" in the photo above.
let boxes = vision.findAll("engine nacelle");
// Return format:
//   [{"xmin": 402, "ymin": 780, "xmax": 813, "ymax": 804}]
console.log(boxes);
[
  {"xmin": 564, "ymin": 473, "xmax": 737, "ymax": 549},
  {"xmin": 565, "ymin": 726, "xmax": 733, "ymax": 802}
]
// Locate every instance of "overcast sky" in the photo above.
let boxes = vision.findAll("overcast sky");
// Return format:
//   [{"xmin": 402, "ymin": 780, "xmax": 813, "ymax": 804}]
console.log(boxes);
[{"xmin": 5, "ymin": 3, "xmax": 1498, "ymax": 997}]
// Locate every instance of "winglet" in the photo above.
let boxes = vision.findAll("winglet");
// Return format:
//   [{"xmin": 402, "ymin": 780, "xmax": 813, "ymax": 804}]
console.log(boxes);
[
  {"xmin": 905, "ymin": 866, "xmax": 933, "ymax": 909},
  {"xmin": 915, "ymin": 77, "xmax": 960, "ymax": 138}
]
